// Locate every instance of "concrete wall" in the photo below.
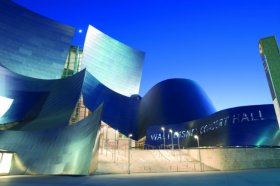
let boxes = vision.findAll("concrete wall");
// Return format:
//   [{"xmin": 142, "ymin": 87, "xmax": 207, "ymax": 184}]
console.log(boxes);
[{"xmin": 188, "ymin": 148, "xmax": 280, "ymax": 171}]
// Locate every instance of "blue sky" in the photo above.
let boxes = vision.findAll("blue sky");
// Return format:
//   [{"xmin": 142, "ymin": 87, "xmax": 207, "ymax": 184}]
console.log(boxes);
[{"xmin": 13, "ymin": 0, "xmax": 280, "ymax": 110}]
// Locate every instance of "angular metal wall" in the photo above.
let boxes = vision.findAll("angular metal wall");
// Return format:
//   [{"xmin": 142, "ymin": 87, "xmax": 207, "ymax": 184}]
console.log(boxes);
[
  {"xmin": 0, "ymin": 0, "xmax": 75, "ymax": 79},
  {"xmin": 82, "ymin": 25, "xmax": 145, "ymax": 96},
  {"xmin": 259, "ymin": 36, "xmax": 280, "ymax": 127},
  {"xmin": 0, "ymin": 65, "xmax": 85, "ymax": 130},
  {"xmin": 82, "ymin": 71, "xmax": 140, "ymax": 137},
  {"xmin": 0, "ymin": 105, "xmax": 102, "ymax": 175}
]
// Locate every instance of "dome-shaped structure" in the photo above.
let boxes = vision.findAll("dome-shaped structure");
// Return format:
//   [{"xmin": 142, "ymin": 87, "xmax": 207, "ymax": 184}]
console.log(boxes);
[{"xmin": 136, "ymin": 78, "xmax": 216, "ymax": 138}]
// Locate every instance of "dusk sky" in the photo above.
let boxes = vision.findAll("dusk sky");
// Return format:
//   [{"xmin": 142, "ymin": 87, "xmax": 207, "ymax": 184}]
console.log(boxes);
[{"xmin": 13, "ymin": 0, "xmax": 280, "ymax": 110}]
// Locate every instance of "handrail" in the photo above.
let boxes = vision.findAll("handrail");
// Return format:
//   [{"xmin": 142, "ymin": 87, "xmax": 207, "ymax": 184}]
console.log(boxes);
[{"xmin": 157, "ymin": 149, "xmax": 171, "ymax": 162}]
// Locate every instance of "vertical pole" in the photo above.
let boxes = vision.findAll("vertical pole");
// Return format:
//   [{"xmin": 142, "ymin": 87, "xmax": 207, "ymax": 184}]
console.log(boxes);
[
  {"xmin": 197, "ymin": 138, "xmax": 202, "ymax": 172},
  {"xmin": 128, "ymin": 136, "xmax": 131, "ymax": 174},
  {"xmin": 161, "ymin": 127, "xmax": 165, "ymax": 149},
  {"xmin": 114, "ymin": 130, "xmax": 118, "ymax": 163},
  {"xmin": 102, "ymin": 127, "xmax": 104, "ymax": 154},
  {"xmin": 105, "ymin": 126, "xmax": 108, "ymax": 156},
  {"xmin": 171, "ymin": 133, "xmax": 174, "ymax": 150},
  {"xmin": 163, "ymin": 130, "xmax": 165, "ymax": 149}
]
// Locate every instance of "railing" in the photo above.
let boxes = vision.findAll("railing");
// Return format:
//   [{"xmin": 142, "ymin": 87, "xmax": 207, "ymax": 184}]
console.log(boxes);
[{"xmin": 96, "ymin": 137, "xmax": 205, "ymax": 174}]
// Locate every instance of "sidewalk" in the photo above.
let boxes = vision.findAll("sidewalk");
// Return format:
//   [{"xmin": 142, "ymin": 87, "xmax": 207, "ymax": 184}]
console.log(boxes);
[{"xmin": 1, "ymin": 169, "xmax": 279, "ymax": 186}]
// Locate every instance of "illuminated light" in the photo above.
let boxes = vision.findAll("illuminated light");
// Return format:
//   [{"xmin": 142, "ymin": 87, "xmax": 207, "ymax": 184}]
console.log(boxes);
[
  {"xmin": 128, "ymin": 134, "xmax": 133, "ymax": 138},
  {"xmin": 78, "ymin": 29, "xmax": 83, "ymax": 33},
  {"xmin": 169, "ymin": 129, "xmax": 173, "ymax": 133},
  {"xmin": 194, "ymin": 135, "xmax": 199, "ymax": 140},
  {"xmin": 0, "ymin": 96, "xmax": 13, "ymax": 118},
  {"xmin": 0, "ymin": 153, "xmax": 13, "ymax": 174},
  {"xmin": 256, "ymin": 137, "xmax": 267, "ymax": 146},
  {"xmin": 174, "ymin": 132, "xmax": 179, "ymax": 137},
  {"xmin": 259, "ymin": 43, "xmax": 263, "ymax": 54},
  {"xmin": 161, "ymin": 127, "xmax": 165, "ymax": 131}
]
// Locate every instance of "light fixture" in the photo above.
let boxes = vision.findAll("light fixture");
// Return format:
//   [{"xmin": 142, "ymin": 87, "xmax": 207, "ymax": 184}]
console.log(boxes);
[
  {"xmin": 194, "ymin": 135, "xmax": 199, "ymax": 140},
  {"xmin": 78, "ymin": 29, "xmax": 83, "ymax": 33},
  {"xmin": 161, "ymin": 127, "xmax": 165, "ymax": 131}
]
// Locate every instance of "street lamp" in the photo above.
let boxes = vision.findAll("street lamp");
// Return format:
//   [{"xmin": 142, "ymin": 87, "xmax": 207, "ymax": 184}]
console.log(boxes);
[
  {"xmin": 194, "ymin": 135, "xmax": 202, "ymax": 172},
  {"xmin": 105, "ymin": 126, "xmax": 108, "ymax": 156},
  {"xmin": 114, "ymin": 130, "xmax": 119, "ymax": 162},
  {"xmin": 174, "ymin": 132, "xmax": 180, "ymax": 150},
  {"xmin": 161, "ymin": 127, "xmax": 165, "ymax": 149},
  {"xmin": 102, "ymin": 126, "xmax": 107, "ymax": 154},
  {"xmin": 128, "ymin": 134, "xmax": 133, "ymax": 174},
  {"xmin": 169, "ymin": 129, "xmax": 174, "ymax": 150}
]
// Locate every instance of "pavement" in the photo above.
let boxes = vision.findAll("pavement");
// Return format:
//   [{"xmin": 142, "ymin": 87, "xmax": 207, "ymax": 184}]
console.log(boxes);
[{"xmin": 1, "ymin": 169, "xmax": 280, "ymax": 186}]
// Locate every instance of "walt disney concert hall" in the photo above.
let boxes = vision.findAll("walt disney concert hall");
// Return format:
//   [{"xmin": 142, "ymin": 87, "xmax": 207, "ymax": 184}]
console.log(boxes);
[{"xmin": 1, "ymin": 0, "xmax": 280, "ymax": 175}]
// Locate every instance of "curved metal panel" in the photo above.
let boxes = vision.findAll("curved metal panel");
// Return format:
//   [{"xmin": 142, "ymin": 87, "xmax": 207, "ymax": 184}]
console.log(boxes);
[
  {"xmin": 145, "ymin": 104, "xmax": 280, "ymax": 148},
  {"xmin": 0, "ymin": 0, "xmax": 74, "ymax": 79},
  {"xmin": 83, "ymin": 71, "xmax": 140, "ymax": 137},
  {"xmin": 82, "ymin": 25, "xmax": 145, "ymax": 96},
  {"xmin": 137, "ymin": 78, "xmax": 216, "ymax": 138},
  {"xmin": 0, "ymin": 65, "xmax": 85, "ymax": 130},
  {"xmin": 83, "ymin": 76, "xmax": 215, "ymax": 140},
  {"xmin": 0, "ymin": 105, "xmax": 102, "ymax": 175}
]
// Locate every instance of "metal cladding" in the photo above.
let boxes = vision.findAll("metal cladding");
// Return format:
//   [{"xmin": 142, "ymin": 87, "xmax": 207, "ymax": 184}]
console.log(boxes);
[
  {"xmin": 145, "ymin": 104, "xmax": 280, "ymax": 148},
  {"xmin": 137, "ymin": 78, "xmax": 216, "ymax": 138},
  {"xmin": 1, "ymin": 0, "xmax": 280, "ymax": 176},
  {"xmin": 259, "ymin": 36, "xmax": 280, "ymax": 127},
  {"xmin": 0, "ymin": 105, "xmax": 102, "ymax": 175},
  {"xmin": 0, "ymin": 0, "xmax": 74, "ymax": 79},
  {"xmin": 83, "ymin": 77, "xmax": 215, "ymax": 140},
  {"xmin": 82, "ymin": 25, "xmax": 145, "ymax": 96},
  {"xmin": 0, "ymin": 65, "xmax": 85, "ymax": 130},
  {"xmin": 83, "ymin": 71, "xmax": 140, "ymax": 137}
]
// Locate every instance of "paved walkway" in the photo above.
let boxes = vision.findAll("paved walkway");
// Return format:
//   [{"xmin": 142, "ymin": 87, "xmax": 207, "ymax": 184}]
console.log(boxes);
[{"xmin": 1, "ymin": 169, "xmax": 280, "ymax": 186}]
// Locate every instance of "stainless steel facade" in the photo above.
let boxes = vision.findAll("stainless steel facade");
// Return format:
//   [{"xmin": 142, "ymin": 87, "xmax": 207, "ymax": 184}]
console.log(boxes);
[
  {"xmin": 0, "ymin": 0, "xmax": 74, "ymax": 79},
  {"xmin": 146, "ymin": 104, "xmax": 279, "ymax": 148},
  {"xmin": 83, "ymin": 75, "xmax": 216, "ymax": 140},
  {"xmin": 0, "ymin": 105, "xmax": 102, "ymax": 175},
  {"xmin": 0, "ymin": 65, "xmax": 85, "ymax": 130},
  {"xmin": 259, "ymin": 36, "xmax": 280, "ymax": 127},
  {"xmin": 82, "ymin": 25, "xmax": 145, "ymax": 96}
]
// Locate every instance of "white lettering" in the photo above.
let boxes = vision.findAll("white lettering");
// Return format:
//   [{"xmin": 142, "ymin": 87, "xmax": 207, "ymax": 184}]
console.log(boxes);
[
  {"xmin": 241, "ymin": 113, "xmax": 250, "ymax": 123},
  {"xmin": 233, "ymin": 114, "xmax": 240, "ymax": 124}
]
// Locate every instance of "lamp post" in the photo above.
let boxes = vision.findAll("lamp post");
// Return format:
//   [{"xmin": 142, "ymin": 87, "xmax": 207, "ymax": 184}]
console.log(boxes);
[
  {"xmin": 114, "ymin": 130, "xmax": 118, "ymax": 162},
  {"xmin": 105, "ymin": 126, "xmax": 108, "ymax": 156},
  {"xmin": 174, "ymin": 132, "xmax": 180, "ymax": 150},
  {"xmin": 128, "ymin": 134, "xmax": 133, "ymax": 174},
  {"xmin": 161, "ymin": 127, "xmax": 165, "ymax": 149},
  {"xmin": 194, "ymin": 135, "xmax": 202, "ymax": 172},
  {"xmin": 169, "ymin": 129, "xmax": 173, "ymax": 150},
  {"xmin": 102, "ymin": 126, "xmax": 107, "ymax": 154}
]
